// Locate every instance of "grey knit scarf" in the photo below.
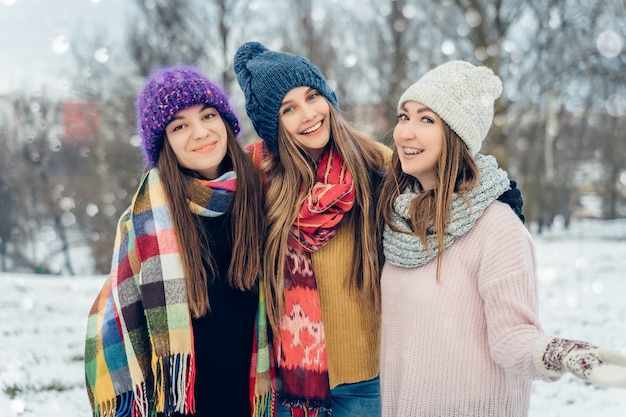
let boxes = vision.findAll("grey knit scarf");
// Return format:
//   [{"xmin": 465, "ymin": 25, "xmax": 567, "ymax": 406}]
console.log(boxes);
[{"xmin": 383, "ymin": 154, "xmax": 511, "ymax": 268}]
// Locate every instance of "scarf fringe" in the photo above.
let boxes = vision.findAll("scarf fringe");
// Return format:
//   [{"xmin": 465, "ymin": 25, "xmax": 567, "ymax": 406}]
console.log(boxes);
[
  {"xmin": 97, "ymin": 355, "xmax": 194, "ymax": 417},
  {"xmin": 280, "ymin": 395, "xmax": 331, "ymax": 417},
  {"xmin": 93, "ymin": 389, "xmax": 135, "ymax": 417},
  {"xmin": 151, "ymin": 353, "xmax": 196, "ymax": 416},
  {"xmin": 132, "ymin": 382, "xmax": 149, "ymax": 417},
  {"xmin": 253, "ymin": 390, "xmax": 277, "ymax": 417}
]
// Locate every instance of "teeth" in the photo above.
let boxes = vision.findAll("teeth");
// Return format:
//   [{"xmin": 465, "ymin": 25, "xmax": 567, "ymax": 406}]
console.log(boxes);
[
  {"xmin": 302, "ymin": 121, "xmax": 322, "ymax": 134},
  {"xmin": 403, "ymin": 148, "xmax": 423, "ymax": 155}
]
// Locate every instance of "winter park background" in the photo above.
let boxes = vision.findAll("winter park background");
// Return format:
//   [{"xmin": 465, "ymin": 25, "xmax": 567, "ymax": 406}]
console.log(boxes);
[
  {"xmin": 1, "ymin": 218, "xmax": 625, "ymax": 416},
  {"xmin": 1, "ymin": 0, "xmax": 626, "ymax": 415}
]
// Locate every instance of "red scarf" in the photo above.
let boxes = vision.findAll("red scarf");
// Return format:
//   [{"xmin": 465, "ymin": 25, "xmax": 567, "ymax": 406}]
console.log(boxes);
[{"xmin": 278, "ymin": 145, "xmax": 355, "ymax": 416}]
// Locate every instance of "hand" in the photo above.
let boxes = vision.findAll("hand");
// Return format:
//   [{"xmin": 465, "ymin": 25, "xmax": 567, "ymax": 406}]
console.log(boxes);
[
  {"xmin": 497, "ymin": 180, "xmax": 525, "ymax": 223},
  {"xmin": 534, "ymin": 337, "xmax": 626, "ymax": 388}
]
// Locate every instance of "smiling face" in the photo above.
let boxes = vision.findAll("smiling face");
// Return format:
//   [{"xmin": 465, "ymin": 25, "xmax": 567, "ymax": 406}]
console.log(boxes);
[
  {"xmin": 393, "ymin": 101, "xmax": 445, "ymax": 191},
  {"xmin": 165, "ymin": 104, "xmax": 228, "ymax": 179},
  {"xmin": 279, "ymin": 86, "xmax": 331, "ymax": 161}
]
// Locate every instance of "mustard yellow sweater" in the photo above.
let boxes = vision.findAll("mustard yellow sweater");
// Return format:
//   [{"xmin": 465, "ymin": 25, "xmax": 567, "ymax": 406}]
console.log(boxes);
[
  {"xmin": 312, "ymin": 223, "xmax": 380, "ymax": 389},
  {"xmin": 312, "ymin": 141, "xmax": 391, "ymax": 389}
]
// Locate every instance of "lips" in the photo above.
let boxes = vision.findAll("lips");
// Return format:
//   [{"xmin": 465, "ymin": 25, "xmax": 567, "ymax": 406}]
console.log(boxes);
[
  {"xmin": 300, "ymin": 120, "xmax": 323, "ymax": 134},
  {"xmin": 192, "ymin": 141, "xmax": 217, "ymax": 152}
]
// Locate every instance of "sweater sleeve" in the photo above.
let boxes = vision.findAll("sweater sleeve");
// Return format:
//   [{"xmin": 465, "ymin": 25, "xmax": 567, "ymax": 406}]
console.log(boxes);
[{"xmin": 477, "ymin": 203, "xmax": 555, "ymax": 382}]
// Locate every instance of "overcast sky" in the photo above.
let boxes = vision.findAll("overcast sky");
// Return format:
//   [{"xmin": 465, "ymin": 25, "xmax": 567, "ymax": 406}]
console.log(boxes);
[{"xmin": 0, "ymin": 0, "xmax": 128, "ymax": 95}]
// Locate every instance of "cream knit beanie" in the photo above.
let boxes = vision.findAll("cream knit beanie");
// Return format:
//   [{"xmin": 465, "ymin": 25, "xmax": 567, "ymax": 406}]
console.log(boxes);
[{"xmin": 397, "ymin": 60, "xmax": 502, "ymax": 156}]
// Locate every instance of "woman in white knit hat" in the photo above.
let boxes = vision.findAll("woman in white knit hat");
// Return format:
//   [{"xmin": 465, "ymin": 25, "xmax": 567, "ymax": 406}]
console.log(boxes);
[{"xmin": 377, "ymin": 60, "xmax": 626, "ymax": 417}]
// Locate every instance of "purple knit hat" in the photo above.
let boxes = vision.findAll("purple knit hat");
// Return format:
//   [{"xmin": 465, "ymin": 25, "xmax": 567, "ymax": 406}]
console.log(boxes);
[{"xmin": 136, "ymin": 66, "xmax": 240, "ymax": 167}]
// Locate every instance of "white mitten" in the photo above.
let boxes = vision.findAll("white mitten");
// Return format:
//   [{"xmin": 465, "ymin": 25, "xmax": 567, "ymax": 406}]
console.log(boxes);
[{"xmin": 533, "ymin": 337, "xmax": 626, "ymax": 388}]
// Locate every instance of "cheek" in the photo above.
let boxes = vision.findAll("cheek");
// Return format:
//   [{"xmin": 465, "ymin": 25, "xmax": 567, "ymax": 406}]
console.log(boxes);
[
  {"xmin": 279, "ymin": 118, "xmax": 296, "ymax": 136},
  {"xmin": 392, "ymin": 125, "xmax": 403, "ymax": 144},
  {"xmin": 315, "ymin": 100, "xmax": 330, "ymax": 115}
]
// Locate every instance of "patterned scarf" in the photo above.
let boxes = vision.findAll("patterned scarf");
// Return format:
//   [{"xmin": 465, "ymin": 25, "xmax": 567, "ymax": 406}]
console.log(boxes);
[
  {"xmin": 84, "ymin": 168, "xmax": 274, "ymax": 416},
  {"xmin": 277, "ymin": 145, "xmax": 355, "ymax": 416},
  {"xmin": 246, "ymin": 140, "xmax": 355, "ymax": 415},
  {"xmin": 384, "ymin": 154, "xmax": 511, "ymax": 268}
]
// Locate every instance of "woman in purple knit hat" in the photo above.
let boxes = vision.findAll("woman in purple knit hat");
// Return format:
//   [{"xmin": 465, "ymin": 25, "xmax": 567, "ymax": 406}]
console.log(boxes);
[{"xmin": 84, "ymin": 66, "xmax": 272, "ymax": 417}]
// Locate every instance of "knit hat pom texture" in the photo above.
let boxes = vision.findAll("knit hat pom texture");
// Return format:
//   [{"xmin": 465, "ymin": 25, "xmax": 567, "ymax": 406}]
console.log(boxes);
[
  {"xmin": 398, "ymin": 60, "xmax": 502, "ymax": 156},
  {"xmin": 233, "ymin": 41, "xmax": 338, "ymax": 151},
  {"xmin": 136, "ymin": 66, "xmax": 240, "ymax": 167}
]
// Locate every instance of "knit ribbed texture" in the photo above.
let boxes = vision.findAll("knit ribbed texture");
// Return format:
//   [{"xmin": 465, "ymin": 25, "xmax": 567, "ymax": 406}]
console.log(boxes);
[
  {"xmin": 311, "ymin": 224, "xmax": 380, "ymax": 389},
  {"xmin": 233, "ymin": 41, "xmax": 338, "ymax": 151},
  {"xmin": 380, "ymin": 203, "xmax": 553, "ymax": 417},
  {"xmin": 136, "ymin": 66, "xmax": 240, "ymax": 167},
  {"xmin": 397, "ymin": 61, "xmax": 502, "ymax": 156},
  {"xmin": 383, "ymin": 154, "xmax": 511, "ymax": 268}
]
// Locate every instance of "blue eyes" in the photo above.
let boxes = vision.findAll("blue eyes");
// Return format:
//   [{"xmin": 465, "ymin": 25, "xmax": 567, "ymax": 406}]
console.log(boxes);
[
  {"xmin": 396, "ymin": 113, "xmax": 434, "ymax": 123},
  {"xmin": 280, "ymin": 91, "xmax": 320, "ymax": 115}
]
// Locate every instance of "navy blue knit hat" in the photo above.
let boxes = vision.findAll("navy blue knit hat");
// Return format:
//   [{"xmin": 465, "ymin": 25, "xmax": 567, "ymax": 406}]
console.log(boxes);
[
  {"xmin": 136, "ymin": 66, "xmax": 240, "ymax": 167},
  {"xmin": 233, "ymin": 41, "xmax": 339, "ymax": 151}
]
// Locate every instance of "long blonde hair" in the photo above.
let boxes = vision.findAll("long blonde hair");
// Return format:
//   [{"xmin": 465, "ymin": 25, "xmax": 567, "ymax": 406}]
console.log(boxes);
[
  {"xmin": 261, "ymin": 103, "xmax": 386, "ymax": 332},
  {"xmin": 378, "ymin": 122, "xmax": 478, "ymax": 283},
  {"xmin": 158, "ymin": 124, "xmax": 264, "ymax": 318}
]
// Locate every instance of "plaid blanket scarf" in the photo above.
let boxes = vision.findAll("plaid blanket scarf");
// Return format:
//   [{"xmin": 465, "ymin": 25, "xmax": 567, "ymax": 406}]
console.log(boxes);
[{"xmin": 84, "ymin": 168, "xmax": 275, "ymax": 416}]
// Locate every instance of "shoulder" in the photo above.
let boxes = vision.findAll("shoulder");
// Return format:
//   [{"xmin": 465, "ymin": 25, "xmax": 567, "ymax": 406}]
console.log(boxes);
[
  {"xmin": 356, "ymin": 136, "xmax": 392, "ymax": 173},
  {"xmin": 479, "ymin": 202, "xmax": 528, "ymax": 230},
  {"xmin": 374, "ymin": 141, "xmax": 393, "ymax": 163},
  {"xmin": 473, "ymin": 202, "xmax": 531, "ymax": 243},
  {"xmin": 472, "ymin": 201, "xmax": 535, "ymax": 268},
  {"xmin": 244, "ymin": 139, "xmax": 265, "ymax": 155},
  {"xmin": 245, "ymin": 140, "xmax": 271, "ymax": 168}
]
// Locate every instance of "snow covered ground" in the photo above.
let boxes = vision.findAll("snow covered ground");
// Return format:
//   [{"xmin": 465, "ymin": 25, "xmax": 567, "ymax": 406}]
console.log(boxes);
[{"xmin": 0, "ymin": 218, "xmax": 625, "ymax": 416}]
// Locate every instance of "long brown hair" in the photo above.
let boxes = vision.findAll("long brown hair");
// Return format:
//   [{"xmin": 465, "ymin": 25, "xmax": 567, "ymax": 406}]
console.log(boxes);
[
  {"xmin": 378, "ymin": 122, "xmax": 479, "ymax": 284},
  {"xmin": 261, "ymin": 103, "xmax": 386, "ymax": 332},
  {"xmin": 157, "ymin": 123, "xmax": 264, "ymax": 318}
]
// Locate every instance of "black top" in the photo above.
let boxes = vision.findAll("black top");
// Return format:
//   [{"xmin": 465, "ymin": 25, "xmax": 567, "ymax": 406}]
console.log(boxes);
[{"xmin": 172, "ymin": 213, "xmax": 258, "ymax": 417}]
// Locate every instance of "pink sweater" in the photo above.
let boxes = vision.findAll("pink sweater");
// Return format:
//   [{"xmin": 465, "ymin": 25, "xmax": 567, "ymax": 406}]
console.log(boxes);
[{"xmin": 380, "ymin": 202, "xmax": 553, "ymax": 417}]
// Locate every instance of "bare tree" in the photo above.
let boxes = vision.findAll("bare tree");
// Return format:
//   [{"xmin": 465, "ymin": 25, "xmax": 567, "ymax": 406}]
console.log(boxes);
[
  {"xmin": 67, "ymin": 0, "xmax": 252, "ymax": 273},
  {"xmin": 0, "ymin": 91, "xmax": 89, "ymax": 274}
]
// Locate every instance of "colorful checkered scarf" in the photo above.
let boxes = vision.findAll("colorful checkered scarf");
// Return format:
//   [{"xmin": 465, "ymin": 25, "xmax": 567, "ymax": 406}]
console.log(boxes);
[
  {"xmin": 247, "ymin": 141, "xmax": 355, "ymax": 416},
  {"xmin": 84, "ymin": 168, "xmax": 275, "ymax": 416}
]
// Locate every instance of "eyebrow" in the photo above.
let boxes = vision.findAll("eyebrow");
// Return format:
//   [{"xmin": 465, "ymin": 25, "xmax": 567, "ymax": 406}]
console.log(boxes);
[
  {"xmin": 400, "ymin": 103, "xmax": 433, "ymax": 114},
  {"xmin": 280, "ymin": 87, "xmax": 317, "ymax": 107},
  {"xmin": 170, "ymin": 104, "xmax": 213, "ymax": 121}
]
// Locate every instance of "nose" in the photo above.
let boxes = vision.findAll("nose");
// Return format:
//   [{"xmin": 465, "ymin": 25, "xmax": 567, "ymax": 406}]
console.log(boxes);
[
  {"xmin": 192, "ymin": 121, "xmax": 210, "ymax": 140},
  {"xmin": 300, "ymin": 102, "xmax": 316, "ymax": 122},
  {"xmin": 393, "ymin": 121, "xmax": 414, "ymax": 143}
]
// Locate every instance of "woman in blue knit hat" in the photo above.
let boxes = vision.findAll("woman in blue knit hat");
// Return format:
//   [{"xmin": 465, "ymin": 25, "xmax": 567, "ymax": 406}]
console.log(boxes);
[
  {"xmin": 378, "ymin": 61, "xmax": 626, "ymax": 417},
  {"xmin": 83, "ymin": 66, "xmax": 273, "ymax": 417},
  {"xmin": 234, "ymin": 41, "xmax": 388, "ymax": 417}
]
